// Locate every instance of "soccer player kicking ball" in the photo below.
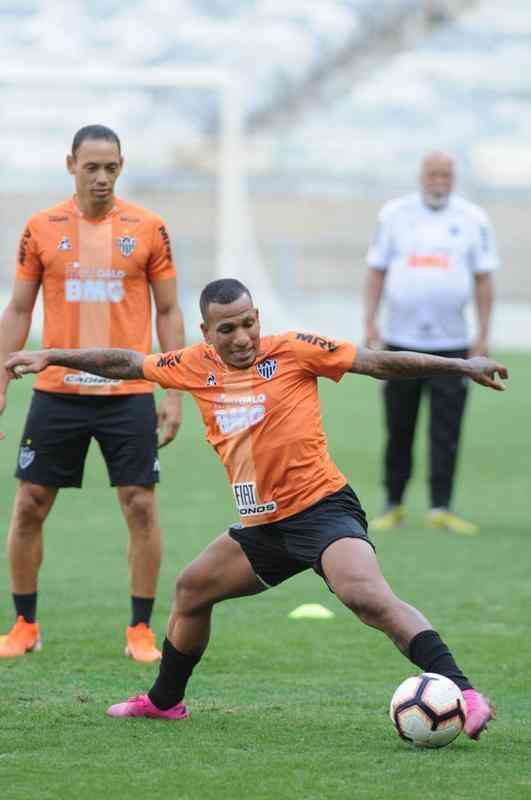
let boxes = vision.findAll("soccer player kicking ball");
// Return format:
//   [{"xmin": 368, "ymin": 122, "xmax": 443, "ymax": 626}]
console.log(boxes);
[{"xmin": 6, "ymin": 279, "xmax": 507, "ymax": 740}]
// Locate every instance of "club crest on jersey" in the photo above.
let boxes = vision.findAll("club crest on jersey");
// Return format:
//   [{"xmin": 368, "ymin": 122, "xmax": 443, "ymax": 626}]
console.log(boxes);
[
  {"xmin": 57, "ymin": 236, "xmax": 72, "ymax": 251},
  {"xmin": 18, "ymin": 445, "xmax": 35, "ymax": 470},
  {"xmin": 207, "ymin": 372, "xmax": 217, "ymax": 386},
  {"xmin": 117, "ymin": 236, "xmax": 136, "ymax": 257},
  {"xmin": 256, "ymin": 358, "xmax": 277, "ymax": 381}
]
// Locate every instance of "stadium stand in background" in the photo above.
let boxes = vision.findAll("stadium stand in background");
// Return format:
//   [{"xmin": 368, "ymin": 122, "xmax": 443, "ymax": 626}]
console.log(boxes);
[{"xmin": 0, "ymin": 0, "xmax": 530, "ymax": 345}]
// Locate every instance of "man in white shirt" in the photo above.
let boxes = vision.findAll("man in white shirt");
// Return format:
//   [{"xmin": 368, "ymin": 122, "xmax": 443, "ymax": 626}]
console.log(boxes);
[{"xmin": 364, "ymin": 151, "xmax": 498, "ymax": 534}]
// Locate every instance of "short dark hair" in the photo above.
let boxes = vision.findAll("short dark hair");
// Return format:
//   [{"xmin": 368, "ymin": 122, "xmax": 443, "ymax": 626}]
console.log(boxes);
[
  {"xmin": 71, "ymin": 125, "xmax": 122, "ymax": 158},
  {"xmin": 199, "ymin": 279, "xmax": 253, "ymax": 322}
]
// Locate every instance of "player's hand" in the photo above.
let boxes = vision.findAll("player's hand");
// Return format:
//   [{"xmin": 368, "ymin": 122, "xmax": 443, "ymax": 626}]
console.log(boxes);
[
  {"xmin": 365, "ymin": 322, "xmax": 381, "ymax": 350},
  {"xmin": 157, "ymin": 390, "xmax": 182, "ymax": 448},
  {"xmin": 465, "ymin": 357, "xmax": 508, "ymax": 391},
  {"xmin": 4, "ymin": 350, "xmax": 49, "ymax": 378}
]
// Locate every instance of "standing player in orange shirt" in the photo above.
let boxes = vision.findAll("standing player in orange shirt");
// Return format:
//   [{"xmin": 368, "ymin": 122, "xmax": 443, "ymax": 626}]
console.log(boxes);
[
  {"xmin": 0, "ymin": 125, "xmax": 185, "ymax": 662},
  {"xmin": 5, "ymin": 279, "xmax": 507, "ymax": 739}
]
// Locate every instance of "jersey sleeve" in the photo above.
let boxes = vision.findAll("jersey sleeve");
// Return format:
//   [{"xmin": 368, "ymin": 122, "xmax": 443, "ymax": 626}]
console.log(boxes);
[
  {"xmin": 15, "ymin": 220, "xmax": 43, "ymax": 281},
  {"xmin": 468, "ymin": 211, "xmax": 499, "ymax": 274},
  {"xmin": 366, "ymin": 208, "xmax": 394, "ymax": 269},
  {"xmin": 147, "ymin": 218, "xmax": 177, "ymax": 282},
  {"xmin": 142, "ymin": 349, "xmax": 190, "ymax": 389},
  {"xmin": 287, "ymin": 332, "xmax": 357, "ymax": 382}
]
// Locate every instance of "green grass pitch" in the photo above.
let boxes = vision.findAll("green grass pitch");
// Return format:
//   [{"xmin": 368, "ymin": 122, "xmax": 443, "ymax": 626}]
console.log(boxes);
[{"xmin": 0, "ymin": 353, "xmax": 530, "ymax": 800}]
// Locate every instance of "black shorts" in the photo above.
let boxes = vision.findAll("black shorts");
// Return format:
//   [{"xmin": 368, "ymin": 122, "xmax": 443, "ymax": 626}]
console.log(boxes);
[
  {"xmin": 228, "ymin": 484, "xmax": 374, "ymax": 589},
  {"xmin": 15, "ymin": 390, "xmax": 160, "ymax": 488}
]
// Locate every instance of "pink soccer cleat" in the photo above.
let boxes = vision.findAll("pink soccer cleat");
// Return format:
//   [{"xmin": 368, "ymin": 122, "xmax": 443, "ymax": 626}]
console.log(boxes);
[
  {"xmin": 462, "ymin": 689, "xmax": 495, "ymax": 740},
  {"xmin": 106, "ymin": 694, "xmax": 189, "ymax": 720}
]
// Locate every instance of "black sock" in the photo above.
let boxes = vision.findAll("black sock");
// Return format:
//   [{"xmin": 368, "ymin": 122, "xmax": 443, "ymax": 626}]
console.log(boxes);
[
  {"xmin": 148, "ymin": 638, "xmax": 202, "ymax": 710},
  {"xmin": 130, "ymin": 596, "xmax": 155, "ymax": 627},
  {"xmin": 13, "ymin": 592, "xmax": 37, "ymax": 624},
  {"xmin": 408, "ymin": 629, "xmax": 472, "ymax": 692}
]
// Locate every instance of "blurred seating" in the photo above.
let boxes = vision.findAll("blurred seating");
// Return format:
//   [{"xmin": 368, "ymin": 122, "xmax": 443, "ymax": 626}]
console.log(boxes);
[{"xmin": 0, "ymin": 0, "xmax": 530, "ymax": 194}]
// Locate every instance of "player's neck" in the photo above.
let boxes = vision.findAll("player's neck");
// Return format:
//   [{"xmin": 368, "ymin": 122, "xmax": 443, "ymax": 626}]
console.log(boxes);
[{"xmin": 74, "ymin": 193, "xmax": 116, "ymax": 220}]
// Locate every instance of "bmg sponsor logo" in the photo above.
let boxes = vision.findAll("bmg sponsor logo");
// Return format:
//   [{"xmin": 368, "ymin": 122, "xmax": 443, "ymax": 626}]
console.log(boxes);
[
  {"xmin": 64, "ymin": 266, "xmax": 126, "ymax": 304},
  {"xmin": 214, "ymin": 404, "xmax": 265, "ymax": 435},
  {"xmin": 65, "ymin": 279, "xmax": 124, "ymax": 303},
  {"xmin": 232, "ymin": 482, "xmax": 277, "ymax": 516}
]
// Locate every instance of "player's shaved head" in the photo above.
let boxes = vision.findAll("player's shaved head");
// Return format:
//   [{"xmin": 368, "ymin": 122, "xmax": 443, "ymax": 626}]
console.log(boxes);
[
  {"xmin": 421, "ymin": 151, "xmax": 454, "ymax": 173},
  {"xmin": 420, "ymin": 151, "xmax": 455, "ymax": 209},
  {"xmin": 71, "ymin": 125, "xmax": 122, "ymax": 158},
  {"xmin": 199, "ymin": 279, "xmax": 253, "ymax": 323}
]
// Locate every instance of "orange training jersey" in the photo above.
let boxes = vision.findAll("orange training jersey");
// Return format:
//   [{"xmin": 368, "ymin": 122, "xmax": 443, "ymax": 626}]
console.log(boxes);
[
  {"xmin": 143, "ymin": 332, "xmax": 357, "ymax": 525},
  {"xmin": 16, "ymin": 197, "xmax": 176, "ymax": 395}
]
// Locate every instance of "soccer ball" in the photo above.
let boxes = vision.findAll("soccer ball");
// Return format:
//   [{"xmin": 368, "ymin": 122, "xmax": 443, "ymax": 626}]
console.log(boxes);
[{"xmin": 389, "ymin": 673, "xmax": 466, "ymax": 748}]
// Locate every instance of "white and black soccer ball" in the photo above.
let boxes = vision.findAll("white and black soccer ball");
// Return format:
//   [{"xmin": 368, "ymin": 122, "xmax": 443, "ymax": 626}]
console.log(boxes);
[{"xmin": 389, "ymin": 673, "xmax": 466, "ymax": 748}]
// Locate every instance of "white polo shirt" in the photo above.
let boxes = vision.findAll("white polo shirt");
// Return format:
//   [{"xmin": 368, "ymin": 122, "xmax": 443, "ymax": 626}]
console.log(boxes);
[{"xmin": 367, "ymin": 193, "xmax": 499, "ymax": 350}]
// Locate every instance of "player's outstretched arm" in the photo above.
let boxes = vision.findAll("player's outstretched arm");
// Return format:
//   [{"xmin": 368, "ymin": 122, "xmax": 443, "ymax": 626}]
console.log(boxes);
[
  {"xmin": 349, "ymin": 347, "xmax": 508, "ymax": 391},
  {"xmin": 5, "ymin": 348, "xmax": 145, "ymax": 381}
]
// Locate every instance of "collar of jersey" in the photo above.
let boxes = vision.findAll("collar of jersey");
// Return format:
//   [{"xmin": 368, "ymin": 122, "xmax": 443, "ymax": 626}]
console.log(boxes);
[{"xmin": 69, "ymin": 195, "xmax": 121, "ymax": 222}]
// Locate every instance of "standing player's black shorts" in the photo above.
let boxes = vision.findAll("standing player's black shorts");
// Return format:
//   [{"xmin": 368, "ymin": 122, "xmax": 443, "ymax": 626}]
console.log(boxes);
[
  {"xmin": 228, "ymin": 484, "xmax": 374, "ymax": 589},
  {"xmin": 15, "ymin": 390, "xmax": 160, "ymax": 488}
]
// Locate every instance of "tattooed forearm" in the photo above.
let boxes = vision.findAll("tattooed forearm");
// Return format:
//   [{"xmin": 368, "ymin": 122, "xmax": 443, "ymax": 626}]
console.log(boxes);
[
  {"xmin": 350, "ymin": 348, "xmax": 467, "ymax": 380},
  {"xmin": 47, "ymin": 348, "xmax": 145, "ymax": 380}
]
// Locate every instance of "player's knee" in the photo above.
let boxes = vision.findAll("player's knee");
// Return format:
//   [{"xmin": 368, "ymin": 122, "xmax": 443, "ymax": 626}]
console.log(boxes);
[
  {"xmin": 13, "ymin": 484, "xmax": 52, "ymax": 529},
  {"xmin": 120, "ymin": 486, "xmax": 156, "ymax": 530},
  {"xmin": 338, "ymin": 581, "xmax": 393, "ymax": 627},
  {"xmin": 174, "ymin": 565, "xmax": 213, "ymax": 615}
]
